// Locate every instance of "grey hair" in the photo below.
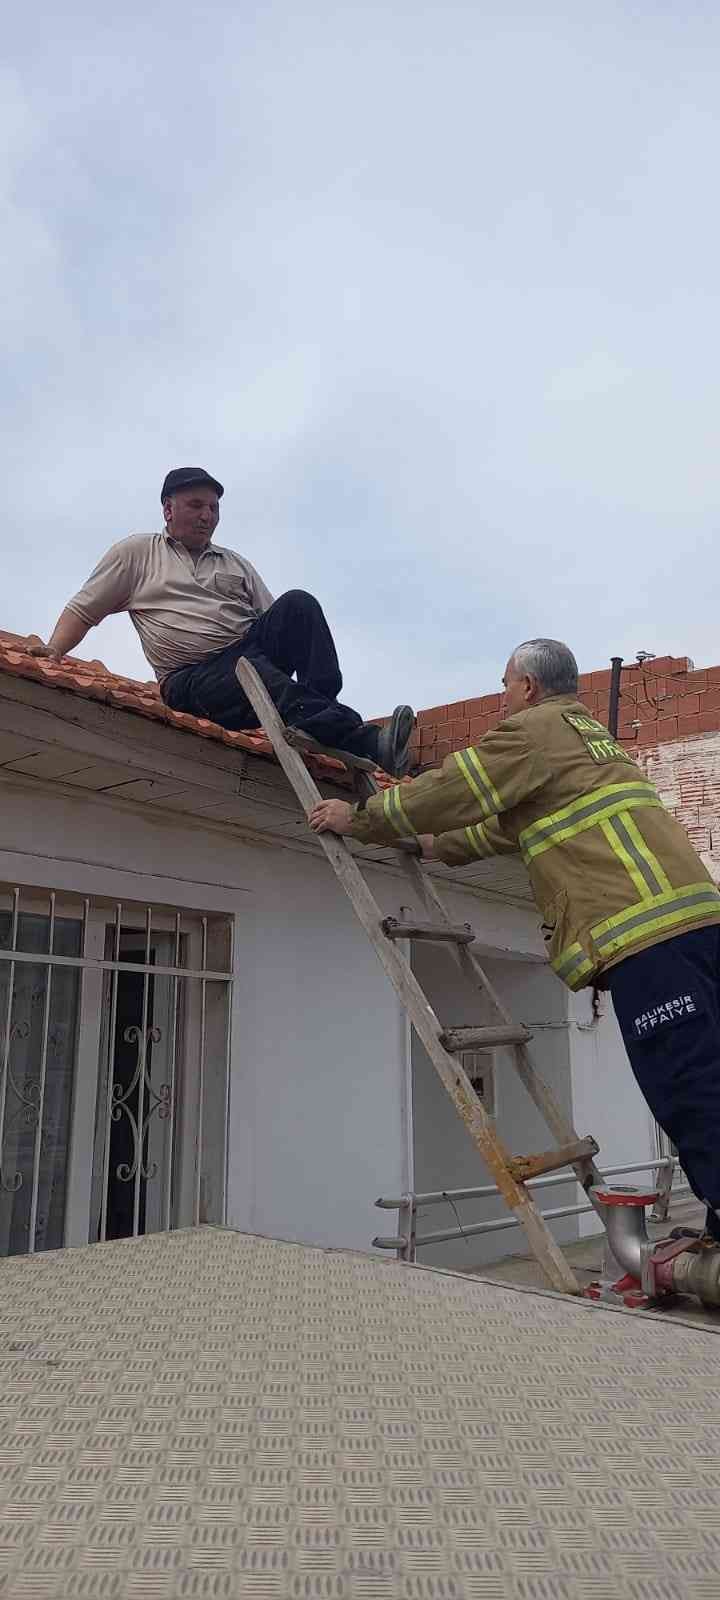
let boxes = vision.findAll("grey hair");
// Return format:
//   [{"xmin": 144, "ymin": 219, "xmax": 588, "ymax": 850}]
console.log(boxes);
[{"xmin": 509, "ymin": 638, "xmax": 579, "ymax": 696}]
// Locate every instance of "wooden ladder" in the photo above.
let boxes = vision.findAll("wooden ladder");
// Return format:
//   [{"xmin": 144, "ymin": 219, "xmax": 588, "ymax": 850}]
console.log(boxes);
[{"xmin": 237, "ymin": 659, "xmax": 603, "ymax": 1295}]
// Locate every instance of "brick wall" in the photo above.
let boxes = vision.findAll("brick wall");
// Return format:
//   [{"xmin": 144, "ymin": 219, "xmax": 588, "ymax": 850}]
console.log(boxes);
[
  {"xmin": 608, "ymin": 656, "xmax": 720, "ymax": 749},
  {"xmin": 636, "ymin": 733, "xmax": 720, "ymax": 886},
  {"xmin": 411, "ymin": 654, "xmax": 720, "ymax": 887},
  {"xmin": 412, "ymin": 654, "xmax": 720, "ymax": 768}
]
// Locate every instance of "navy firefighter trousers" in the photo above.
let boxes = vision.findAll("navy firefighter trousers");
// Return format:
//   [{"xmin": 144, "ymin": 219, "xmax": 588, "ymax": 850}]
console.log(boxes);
[{"xmin": 607, "ymin": 924, "xmax": 720, "ymax": 1241}]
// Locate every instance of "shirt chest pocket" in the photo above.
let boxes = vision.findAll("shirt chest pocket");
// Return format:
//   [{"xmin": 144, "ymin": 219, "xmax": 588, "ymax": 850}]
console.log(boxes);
[{"xmin": 212, "ymin": 573, "xmax": 252, "ymax": 603}]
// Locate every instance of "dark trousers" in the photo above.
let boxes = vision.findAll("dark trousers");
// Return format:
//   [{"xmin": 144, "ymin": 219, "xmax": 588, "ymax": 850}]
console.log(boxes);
[
  {"xmin": 161, "ymin": 589, "xmax": 379, "ymax": 759},
  {"xmin": 607, "ymin": 925, "xmax": 720, "ymax": 1240}
]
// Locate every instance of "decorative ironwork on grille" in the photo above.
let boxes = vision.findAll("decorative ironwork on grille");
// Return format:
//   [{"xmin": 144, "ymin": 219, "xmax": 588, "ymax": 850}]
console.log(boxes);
[{"xmin": 0, "ymin": 888, "xmax": 234, "ymax": 1255}]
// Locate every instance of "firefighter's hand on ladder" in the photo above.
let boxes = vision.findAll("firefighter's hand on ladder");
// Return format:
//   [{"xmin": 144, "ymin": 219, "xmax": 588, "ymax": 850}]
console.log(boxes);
[{"xmin": 308, "ymin": 800, "xmax": 355, "ymax": 834}]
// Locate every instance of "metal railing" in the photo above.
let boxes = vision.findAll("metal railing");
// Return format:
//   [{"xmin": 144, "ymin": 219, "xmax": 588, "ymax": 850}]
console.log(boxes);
[
  {"xmin": 374, "ymin": 1156, "xmax": 692, "ymax": 1261},
  {"xmin": 0, "ymin": 887, "xmax": 233, "ymax": 1255}
]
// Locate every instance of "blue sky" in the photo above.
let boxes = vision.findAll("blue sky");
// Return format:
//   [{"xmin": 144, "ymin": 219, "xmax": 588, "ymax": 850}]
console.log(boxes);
[{"xmin": 4, "ymin": 2, "xmax": 719, "ymax": 715}]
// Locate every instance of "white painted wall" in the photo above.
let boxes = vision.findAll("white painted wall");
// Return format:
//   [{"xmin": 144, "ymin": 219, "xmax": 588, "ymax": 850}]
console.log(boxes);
[
  {"xmin": 0, "ymin": 772, "xmax": 547, "ymax": 1258},
  {"xmin": 226, "ymin": 844, "xmax": 414, "ymax": 1251},
  {"xmin": 410, "ymin": 950, "xmax": 580, "ymax": 1269}
]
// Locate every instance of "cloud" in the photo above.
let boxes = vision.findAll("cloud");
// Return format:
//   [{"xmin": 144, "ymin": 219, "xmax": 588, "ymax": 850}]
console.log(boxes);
[{"xmin": 4, "ymin": 2, "xmax": 720, "ymax": 717}]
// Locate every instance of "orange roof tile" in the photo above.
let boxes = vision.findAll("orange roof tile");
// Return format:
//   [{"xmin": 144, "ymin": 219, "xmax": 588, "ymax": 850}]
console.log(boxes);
[
  {"xmin": 0, "ymin": 631, "xmax": 360, "ymax": 784},
  {"xmin": 14, "ymin": 629, "xmax": 717, "ymax": 790}
]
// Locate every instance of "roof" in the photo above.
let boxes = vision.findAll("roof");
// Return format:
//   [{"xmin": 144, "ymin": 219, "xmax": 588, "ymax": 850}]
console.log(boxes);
[
  {"xmin": 0, "ymin": 631, "xmax": 536, "ymax": 900},
  {"xmin": 0, "ymin": 1224, "xmax": 718, "ymax": 1595},
  {"xmin": 3, "ymin": 631, "xmax": 720, "ymax": 785},
  {"xmin": 0, "ymin": 629, "xmax": 360, "ymax": 785}
]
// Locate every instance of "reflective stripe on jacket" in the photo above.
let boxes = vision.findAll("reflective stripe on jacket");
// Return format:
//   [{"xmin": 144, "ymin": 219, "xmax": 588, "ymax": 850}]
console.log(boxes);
[{"xmin": 348, "ymin": 696, "xmax": 720, "ymax": 990}]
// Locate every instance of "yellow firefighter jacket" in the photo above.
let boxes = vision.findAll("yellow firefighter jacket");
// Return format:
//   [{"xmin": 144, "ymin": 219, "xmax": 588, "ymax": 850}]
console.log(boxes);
[{"xmin": 348, "ymin": 695, "xmax": 720, "ymax": 990}]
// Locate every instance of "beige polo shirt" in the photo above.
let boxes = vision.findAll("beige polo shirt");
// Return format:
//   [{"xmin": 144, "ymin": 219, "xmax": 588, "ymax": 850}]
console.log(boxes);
[{"xmin": 67, "ymin": 533, "xmax": 274, "ymax": 683}]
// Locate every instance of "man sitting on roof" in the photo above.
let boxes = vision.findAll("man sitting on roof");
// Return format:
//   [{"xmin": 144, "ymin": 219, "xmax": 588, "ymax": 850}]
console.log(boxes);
[
  {"xmin": 309, "ymin": 636, "xmax": 720, "ymax": 1245},
  {"xmin": 28, "ymin": 466, "xmax": 414, "ymax": 777}
]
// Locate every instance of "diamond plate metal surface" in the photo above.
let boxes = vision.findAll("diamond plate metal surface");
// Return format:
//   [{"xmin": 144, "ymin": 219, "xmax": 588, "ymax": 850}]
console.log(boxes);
[{"xmin": 0, "ymin": 1226, "xmax": 719, "ymax": 1598}]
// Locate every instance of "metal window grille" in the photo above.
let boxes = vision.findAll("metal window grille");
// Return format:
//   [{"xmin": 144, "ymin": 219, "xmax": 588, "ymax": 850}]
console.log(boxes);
[{"xmin": 0, "ymin": 887, "xmax": 233, "ymax": 1256}]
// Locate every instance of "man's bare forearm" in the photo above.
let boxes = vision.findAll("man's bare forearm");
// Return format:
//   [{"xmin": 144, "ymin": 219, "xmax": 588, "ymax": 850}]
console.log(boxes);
[
  {"xmin": 27, "ymin": 609, "xmax": 91, "ymax": 660},
  {"xmin": 49, "ymin": 609, "xmax": 90, "ymax": 655}
]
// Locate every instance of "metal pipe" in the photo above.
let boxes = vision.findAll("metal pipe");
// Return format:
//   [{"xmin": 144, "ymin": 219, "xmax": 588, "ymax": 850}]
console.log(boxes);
[
  {"xmin": 651, "ymin": 1157, "xmax": 675, "ymax": 1224},
  {"xmin": 397, "ymin": 1196, "xmax": 415, "ymax": 1263},
  {"xmin": 670, "ymin": 1247, "xmax": 720, "ymax": 1307},
  {"xmin": 608, "ymin": 656, "xmax": 623, "ymax": 737},
  {"xmin": 588, "ymin": 1181, "xmax": 695, "ymax": 1276},
  {"xmin": 372, "ymin": 1180, "xmax": 693, "ymax": 1251},
  {"xmin": 596, "ymin": 1159, "xmax": 676, "ymax": 1181},
  {"xmin": 592, "ymin": 1191, "xmax": 650, "ymax": 1277},
  {"xmin": 410, "ymin": 1201, "xmax": 595, "ymax": 1249},
  {"xmin": 376, "ymin": 1157, "xmax": 677, "ymax": 1210}
]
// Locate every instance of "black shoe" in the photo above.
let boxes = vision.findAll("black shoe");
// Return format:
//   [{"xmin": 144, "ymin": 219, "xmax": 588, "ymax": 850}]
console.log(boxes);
[{"xmin": 376, "ymin": 705, "xmax": 415, "ymax": 777}]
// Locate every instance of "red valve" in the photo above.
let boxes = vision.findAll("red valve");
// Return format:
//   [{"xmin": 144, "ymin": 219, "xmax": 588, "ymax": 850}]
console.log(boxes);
[{"xmin": 592, "ymin": 1185, "xmax": 659, "ymax": 1207}]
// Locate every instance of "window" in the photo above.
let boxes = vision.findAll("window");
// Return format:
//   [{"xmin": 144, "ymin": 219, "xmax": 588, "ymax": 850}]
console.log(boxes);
[
  {"xmin": 0, "ymin": 888, "xmax": 233, "ymax": 1256},
  {"xmin": 460, "ymin": 1048, "xmax": 495, "ymax": 1116},
  {"xmin": 0, "ymin": 906, "xmax": 81, "ymax": 1256}
]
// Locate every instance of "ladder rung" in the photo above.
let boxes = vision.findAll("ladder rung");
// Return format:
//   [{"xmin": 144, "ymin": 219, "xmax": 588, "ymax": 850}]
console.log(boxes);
[
  {"xmin": 441, "ymin": 1024, "xmax": 532, "ymax": 1051},
  {"xmin": 382, "ymin": 917, "xmax": 476, "ymax": 946},
  {"xmin": 507, "ymin": 1136, "xmax": 600, "ymax": 1183},
  {"xmin": 234, "ymin": 657, "xmax": 592, "ymax": 1297}
]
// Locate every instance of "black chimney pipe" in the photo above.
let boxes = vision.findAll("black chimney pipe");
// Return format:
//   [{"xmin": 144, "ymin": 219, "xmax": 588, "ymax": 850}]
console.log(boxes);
[{"xmin": 608, "ymin": 657, "xmax": 623, "ymax": 737}]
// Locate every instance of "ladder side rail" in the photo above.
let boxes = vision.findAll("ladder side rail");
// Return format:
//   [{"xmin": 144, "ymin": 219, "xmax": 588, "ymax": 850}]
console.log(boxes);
[
  {"xmin": 396, "ymin": 843, "xmax": 604, "ymax": 1202},
  {"xmin": 236, "ymin": 659, "xmax": 581, "ymax": 1294}
]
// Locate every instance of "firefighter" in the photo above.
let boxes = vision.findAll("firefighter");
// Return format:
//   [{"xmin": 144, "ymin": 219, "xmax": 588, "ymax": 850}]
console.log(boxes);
[{"xmin": 309, "ymin": 637, "xmax": 720, "ymax": 1242}]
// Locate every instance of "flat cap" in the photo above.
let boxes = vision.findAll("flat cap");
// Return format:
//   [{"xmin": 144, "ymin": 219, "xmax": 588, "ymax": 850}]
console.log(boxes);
[{"xmin": 161, "ymin": 467, "xmax": 224, "ymax": 502}]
